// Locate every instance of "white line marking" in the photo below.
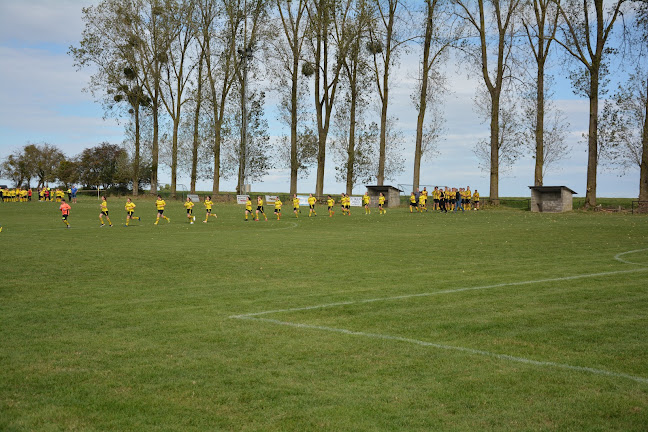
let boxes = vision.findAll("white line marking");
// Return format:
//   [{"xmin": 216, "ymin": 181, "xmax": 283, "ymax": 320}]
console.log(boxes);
[
  {"xmin": 231, "ymin": 266, "xmax": 648, "ymax": 319},
  {"xmin": 239, "ymin": 317, "xmax": 648, "ymax": 385},
  {"xmin": 231, "ymin": 249, "xmax": 648, "ymax": 384},
  {"xmin": 614, "ymin": 248, "xmax": 648, "ymax": 266}
]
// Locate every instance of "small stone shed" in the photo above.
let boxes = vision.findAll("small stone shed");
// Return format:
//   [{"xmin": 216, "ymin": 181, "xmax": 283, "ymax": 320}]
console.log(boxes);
[
  {"xmin": 529, "ymin": 186, "xmax": 577, "ymax": 213},
  {"xmin": 365, "ymin": 185, "xmax": 402, "ymax": 208}
]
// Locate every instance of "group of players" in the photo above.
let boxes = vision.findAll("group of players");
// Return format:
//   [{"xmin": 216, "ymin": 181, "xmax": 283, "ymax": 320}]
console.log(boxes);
[
  {"xmin": 243, "ymin": 192, "xmax": 388, "ymax": 221},
  {"xmin": 50, "ymin": 186, "xmax": 475, "ymax": 229},
  {"xmin": 408, "ymin": 186, "xmax": 480, "ymax": 213},
  {"xmin": 1, "ymin": 186, "xmax": 79, "ymax": 203}
]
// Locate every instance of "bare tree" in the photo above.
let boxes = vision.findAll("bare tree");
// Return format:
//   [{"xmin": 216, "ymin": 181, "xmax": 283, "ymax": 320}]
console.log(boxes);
[
  {"xmin": 550, "ymin": 0, "xmax": 628, "ymax": 208},
  {"xmin": 366, "ymin": 0, "xmax": 411, "ymax": 185},
  {"xmin": 306, "ymin": 0, "xmax": 354, "ymax": 196},
  {"xmin": 521, "ymin": 0, "xmax": 560, "ymax": 186},
  {"xmin": 269, "ymin": 0, "xmax": 311, "ymax": 194},
  {"xmin": 453, "ymin": 0, "xmax": 523, "ymax": 204}
]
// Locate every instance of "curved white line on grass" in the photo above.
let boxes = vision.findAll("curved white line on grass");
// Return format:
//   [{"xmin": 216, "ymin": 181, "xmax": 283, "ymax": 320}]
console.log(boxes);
[
  {"xmin": 230, "ymin": 266, "xmax": 648, "ymax": 319},
  {"xmin": 239, "ymin": 316, "xmax": 648, "ymax": 385},
  {"xmin": 230, "ymin": 249, "xmax": 648, "ymax": 384},
  {"xmin": 614, "ymin": 248, "xmax": 648, "ymax": 266}
]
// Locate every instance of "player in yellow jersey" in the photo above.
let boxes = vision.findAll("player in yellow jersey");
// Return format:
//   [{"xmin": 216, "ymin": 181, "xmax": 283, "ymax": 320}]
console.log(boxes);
[
  {"xmin": 464, "ymin": 186, "xmax": 472, "ymax": 210},
  {"xmin": 99, "ymin": 196, "xmax": 113, "ymax": 227},
  {"xmin": 363, "ymin": 191, "xmax": 371, "ymax": 214},
  {"xmin": 419, "ymin": 192, "xmax": 427, "ymax": 212},
  {"xmin": 378, "ymin": 192, "xmax": 386, "ymax": 214},
  {"xmin": 473, "ymin": 190, "xmax": 480, "ymax": 210},
  {"xmin": 203, "ymin": 196, "xmax": 217, "ymax": 223},
  {"xmin": 255, "ymin": 196, "xmax": 268, "ymax": 221},
  {"xmin": 274, "ymin": 197, "xmax": 282, "ymax": 220},
  {"xmin": 184, "ymin": 197, "xmax": 195, "ymax": 224},
  {"xmin": 409, "ymin": 192, "xmax": 417, "ymax": 213},
  {"xmin": 244, "ymin": 196, "xmax": 253, "ymax": 221},
  {"xmin": 292, "ymin": 194, "xmax": 300, "ymax": 218},
  {"xmin": 124, "ymin": 198, "xmax": 140, "ymax": 226},
  {"xmin": 326, "ymin": 195, "xmax": 335, "ymax": 217},
  {"xmin": 308, "ymin": 194, "xmax": 317, "ymax": 217},
  {"xmin": 155, "ymin": 195, "xmax": 170, "ymax": 224}
]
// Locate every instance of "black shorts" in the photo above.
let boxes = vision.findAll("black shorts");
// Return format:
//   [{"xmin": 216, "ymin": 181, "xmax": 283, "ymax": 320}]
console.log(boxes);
[
  {"xmin": 246, "ymin": 208, "xmax": 252, "ymax": 213},
  {"xmin": 128, "ymin": 211, "xmax": 134, "ymax": 216},
  {"xmin": 257, "ymin": 206, "xmax": 264, "ymax": 212},
  {"xmin": 274, "ymin": 208, "xmax": 281, "ymax": 214},
  {"xmin": 294, "ymin": 207, "xmax": 299, "ymax": 211},
  {"xmin": 410, "ymin": 202, "xmax": 417, "ymax": 207},
  {"xmin": 187, "ymin": 209, "xmax": 192, "ymax": 214},
  {"xmin": 62, "ymin": 214, "xmax": 68, "ymax": 220},
  {"xmin": 345, "ymin": 205, "xmax": 350, "ymax": 210},
  {"xmin": 309, "ymin": 204, "xmax": 315, "ymax": 210},
  {"xmin": 102, "ymin": 211, "xmax": 109, "ymax": 216},
  {"xmin": 206, "ymin": 209, "xmax": 211, "ymax": 213},
  {"xmin": 158, "ymin": 209, "xmax": 164, "ymax": 214}
]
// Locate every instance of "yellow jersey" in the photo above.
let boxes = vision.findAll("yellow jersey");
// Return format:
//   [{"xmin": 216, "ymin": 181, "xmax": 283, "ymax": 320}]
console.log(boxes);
[
  {"xmin": 275, "ymin": 199, "xmax": 282, "ymax": 209},
  {"xmin": 101, "ymin": 201, "xmax": 108, "ymax": 212},
  {"xmin": 363, "ymin": 194, "xmax": 370, "ymax": 205},
  {"xmin": 125, "ymin": 201, "xmax": 136, "ymax": 212},
  {"xmin": 327, "ymin": 198, "xmax": 335, "ymax": 207},
  {"xmin": 308, "ymin": 196, "xmax": 316, "ymax": 206},
  {"xmin": 379, "ymin": 196, "xmax": 385, "ymax": 205},
  {"xmin": 257, "ymin": 198, "xmax": 264, "ymax": 207},
  {"xmin": 184, "ymin": 201, "xmax": 194, "ymax": 210},
  {"xmin": 245, "ymin": 199, "xmax": 252, "ymax": 211},
  {"xmin": 204, "ymin": 200, "xmax": 213, "ymax": 210},
  {"xmin": 420, "ymin": 194, "xmax": 427, "ymax": 204},
  {"xmin": 465, "ymin": 190, "xmax": 472, "ymax": 199},
  {"xmin": 156, "ymin": 199, "xmax": 166, "ymax": 210},
  {"xmin": 293, "ymin": 197, "xmax": 300, "ymax": 208},
  {"xmin": 410, "ymin": 195, "xmax": 416, "ymax": 204},
  {"xmin": 473, "ymin": 192, "xmax": 479, "ymax": 202}
]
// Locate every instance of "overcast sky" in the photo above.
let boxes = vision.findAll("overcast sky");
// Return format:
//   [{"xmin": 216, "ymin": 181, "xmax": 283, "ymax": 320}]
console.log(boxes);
[{"xmin": 0, "ymin": 0, "xmax": 640, "ymax": 197}]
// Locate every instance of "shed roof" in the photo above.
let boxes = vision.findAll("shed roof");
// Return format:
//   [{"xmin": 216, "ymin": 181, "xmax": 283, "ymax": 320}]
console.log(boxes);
[
  {"xmin": 528, "ymin": 186, "xmax": 578, "ymax": 194},
  {"xmin": 365, "ymin": 185, "xmax": 403, "ymax": 192}
]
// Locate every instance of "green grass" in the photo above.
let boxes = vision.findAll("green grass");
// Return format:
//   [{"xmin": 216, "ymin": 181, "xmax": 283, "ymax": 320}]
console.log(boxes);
[{"xmin": 1, "ymin": 197, "xmax": 647, "ymax": 431}]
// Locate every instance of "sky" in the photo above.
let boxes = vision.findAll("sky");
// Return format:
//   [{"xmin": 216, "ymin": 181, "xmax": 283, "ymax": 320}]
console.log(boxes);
[{"xmin": 0, "ymin": 0, "xmax": 640, "ymax": 197}]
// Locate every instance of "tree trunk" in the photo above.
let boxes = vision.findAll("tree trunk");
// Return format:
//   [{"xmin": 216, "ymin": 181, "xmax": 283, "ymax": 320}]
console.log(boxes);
[
  {"xmin": 638, "ymin": 75, "xmax": 648, "ymax": 212},
  {"xmin": 535, "ymin": 59, "xmax": 545, "ymax": 186},
  {"xmin": 171, "ymin": 118, "xmax": 179, "ymax": 197},
  {"xmin": 151, "ymin": 102, "xmax": 159, "ymax": 195},
  {"xmin": 212, "ymin": 122, "xmax": 221, "ymax": 196},
  {"xmin": 413, "ymin": 1, "xmax": 432, "ymax": 191},
  {"xmin": 290, "ymin": 59, "xmax": 299, "ymax": 195},
  {"xmin": 377, "ymin": 86, "xmax": 388, "ymax": 185},
  {"xmin": 346, "ymin": 87, "xmax": 357, "ymax": 195},
  {"xmin": 133, "ymin": 105, "xmax": 140, "ymax": 196},
  {"xmin": 585, "ymin": 67, "xmax": 599, "ymax": 209},
  {"xmin": 489, "ymin": 91, "xmax": 500, "ymax": 204},
  {"xmin": 191, "ymin": 53, "xmax": 204, "ymax": 194}
]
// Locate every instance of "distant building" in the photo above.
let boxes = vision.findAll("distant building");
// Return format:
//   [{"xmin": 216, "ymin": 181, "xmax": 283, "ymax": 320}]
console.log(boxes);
[
  {"xmin": 529, "ymin": 186, "xmax": 577, "ymax": 213},
  {"xmin": 365, "ymin": 185, "xmax": 403, "ymax": 208}
]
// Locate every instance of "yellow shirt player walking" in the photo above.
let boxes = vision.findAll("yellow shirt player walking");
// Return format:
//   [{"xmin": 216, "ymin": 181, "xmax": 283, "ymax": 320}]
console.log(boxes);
[
  {"xmin": 184, "ymin": 197, "xmax": 195, "ymax": 224},
  {"xmin": 378, "ymin": 193, "xmax": 386, "ymax": 215},
  {"xmin": 124, "ymin": 198, "xmax": 140, "ymax": 226},
  {"xmin": 292, "ymin": 194, "xmax": 300, "ymax": 218},
  {"xmin": 203, "ymin": 196, "xmax": 217, "ymax": 223},
  {"xmin": 244, "ymin": 196, "xmax": 253, "ymax": 221},
  {"xmin": 327, "ymin": 195, "xmax": 335, "ymax": 217},
  {"xmin": 274, "ymin": 198, "xmax": 282, "ymax": 220},
  {"xmin": 363, "ymin": 192, "xmax": 371, "ymax": 215},
  {"xmin": 255, "ymin": 196, "xmax": 268, "ymax": 221},
  {"xmin": 99, "ymin": 196, "xmax": 113, "ymax": 227},
  {"xmin": 155, "ymin": 195, "xmax": 171, "ymax": 224},
  {"xmin": 308, "ymin": 194, "xmax": 317, "ymax": 217}
]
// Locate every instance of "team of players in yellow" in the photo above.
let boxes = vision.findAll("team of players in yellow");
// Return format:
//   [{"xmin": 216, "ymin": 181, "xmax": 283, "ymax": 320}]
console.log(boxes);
[
  {"xmin": 409, "ymin": 186, "xmax": 480, "ymax": 213},
  {"xmin": 19, "ymin": 189, "xmax": 475, "ymax": 229}
]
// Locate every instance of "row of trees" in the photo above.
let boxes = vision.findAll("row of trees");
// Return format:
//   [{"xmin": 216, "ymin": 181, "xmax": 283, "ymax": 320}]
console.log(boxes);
[
  {"xmin": 0, "ymin": 142, "xmax": 151, "ymax": 191},
  {"xmin": 67, "ymin": 0, "xmax": 647, "ymax": 206}
]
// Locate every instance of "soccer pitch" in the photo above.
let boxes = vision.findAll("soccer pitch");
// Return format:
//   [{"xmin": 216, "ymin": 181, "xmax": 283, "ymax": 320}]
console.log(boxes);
[{"xmin": 1, "ymin": 197, "xmax": 647, "ymax": 431}]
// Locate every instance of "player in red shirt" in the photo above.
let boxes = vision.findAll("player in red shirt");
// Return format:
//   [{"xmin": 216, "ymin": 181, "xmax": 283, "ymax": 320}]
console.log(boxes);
[{"xmin": 60, "ymin": 199, "xmax": 71, "ymax": 228}]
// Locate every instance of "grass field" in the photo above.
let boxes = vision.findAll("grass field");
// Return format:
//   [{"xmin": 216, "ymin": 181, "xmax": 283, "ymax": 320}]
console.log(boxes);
[{"xmin": 1, "ymin": 196, "xmax": 647, "ymax": 431}]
